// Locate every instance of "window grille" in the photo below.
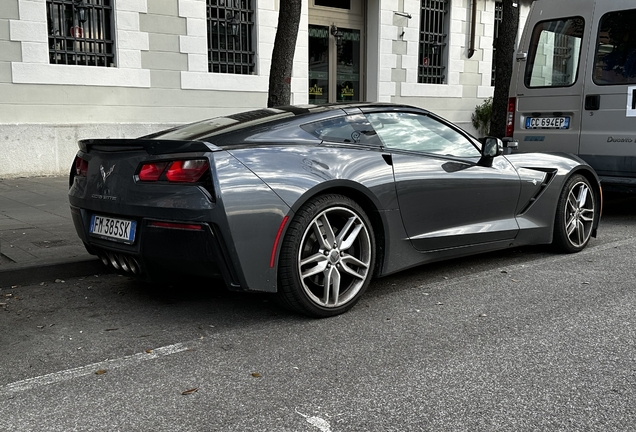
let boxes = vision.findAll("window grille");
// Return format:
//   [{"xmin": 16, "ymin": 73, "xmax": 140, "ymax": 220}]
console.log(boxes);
[
  {"xmin": 46, "ymin": 0, "xmax": 115, "ymax": 67},
  {"xmin": 207, "ymin": 0, "xmax": 256, "ymax": 74},
  {"xmin": 418, "ymin": 0, "xmax": 448, "ymax": 84},
  {"xmin": 492, "ymin": 1, "xmax": 503, "ymax": 86}
]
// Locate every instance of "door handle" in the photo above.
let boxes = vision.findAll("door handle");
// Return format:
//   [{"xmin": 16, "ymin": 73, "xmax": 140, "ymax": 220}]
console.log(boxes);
[{"xmin": 585, "ymin": 95, "xmax": 600, "ymax": 111}]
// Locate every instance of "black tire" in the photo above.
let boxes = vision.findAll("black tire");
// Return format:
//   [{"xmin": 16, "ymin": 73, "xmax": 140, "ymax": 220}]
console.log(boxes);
[
  {"xmin": 277, "ymin": 194, "xmax": 376, "ymax": 318},
  {"xmin": 552, "ymin": 174, "xmax": 596, "ymax": 253}
]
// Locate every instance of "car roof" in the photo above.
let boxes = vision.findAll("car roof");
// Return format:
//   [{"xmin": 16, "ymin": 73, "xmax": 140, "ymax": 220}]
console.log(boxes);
[{"xmin": 144, "ymin": 103, "xmax": 416, "ymax": 142}]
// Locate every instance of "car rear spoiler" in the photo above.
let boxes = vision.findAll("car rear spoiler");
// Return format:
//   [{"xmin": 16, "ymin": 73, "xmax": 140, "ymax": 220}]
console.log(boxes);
[{"xmin": 77, "ymin": 139, "xmax": 221, "ymax": 155}]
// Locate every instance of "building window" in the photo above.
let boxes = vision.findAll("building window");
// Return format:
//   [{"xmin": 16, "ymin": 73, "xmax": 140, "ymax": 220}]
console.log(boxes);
[
  {"xmin": 418, "ymin": 0, "xmax": 448, "ymax": 84},
  {"xmin": 207, "ymin": 0, "xmax": 256, "ymax": 75},
  {"xmin": 492, "ymin": 1, "xmax": 503, "ymax": 86},
  {"xmin": 314, "ymin": 0, "xmax": 351, "ymax": 9},
  {"xmin": 46, "ymin": 0, "xmax": 115, "ymax": 67}
]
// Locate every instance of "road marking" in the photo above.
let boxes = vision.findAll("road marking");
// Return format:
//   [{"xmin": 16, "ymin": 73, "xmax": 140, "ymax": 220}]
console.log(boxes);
[
  {"xmin": 295, "ymin": 409, "xmax": 332, "ymax": 432},
  {"xmin": 2, "ymin": 343, "xmax": 188, "ymax": 394}
]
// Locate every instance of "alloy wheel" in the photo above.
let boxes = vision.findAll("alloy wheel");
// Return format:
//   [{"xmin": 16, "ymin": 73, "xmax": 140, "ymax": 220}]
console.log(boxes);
[
  {"xmin": 297, "ymin": 206, "xmax": 372, "ymax": 308},
  {"xmin": 565, "ymin": 180, "xmax": 595, "ymax": 248}
]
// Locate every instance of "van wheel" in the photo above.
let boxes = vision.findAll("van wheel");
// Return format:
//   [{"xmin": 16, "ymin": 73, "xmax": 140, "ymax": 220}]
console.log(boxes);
[
  {"xmin": 552, "ymin": 174, "xmax": 596, "ymax": 253},
  {"xmin": 277, "ymin": 194, "xmax": 375, "ymax": 318}
]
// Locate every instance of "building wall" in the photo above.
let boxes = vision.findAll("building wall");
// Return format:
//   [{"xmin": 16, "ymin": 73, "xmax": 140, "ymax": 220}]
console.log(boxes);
[
  {"xmin": 0, "ymin": 0, "xmax": 309, "ymax": 178},
  {"xmin": 390, "ymin": 0, "xmax": 532, "ymax": 130},
  {"xmin": 0, "ymin": 0, "xmax": 530, "ymax": 178}
]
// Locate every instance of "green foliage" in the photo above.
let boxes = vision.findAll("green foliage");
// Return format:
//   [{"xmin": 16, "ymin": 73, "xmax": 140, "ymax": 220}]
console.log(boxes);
[{"xmin": 471, "ymin": 97, "xmax": 493, "ymax": 137}]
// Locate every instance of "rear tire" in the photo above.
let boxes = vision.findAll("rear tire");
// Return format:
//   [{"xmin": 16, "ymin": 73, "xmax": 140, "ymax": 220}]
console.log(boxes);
[
  {"xmin": 277, "ymin": 194, "xmax": 375, "ymax": 318},
  {"xmin": 552, "ymin": 174, "xmax": 596, "ymax": 253}
]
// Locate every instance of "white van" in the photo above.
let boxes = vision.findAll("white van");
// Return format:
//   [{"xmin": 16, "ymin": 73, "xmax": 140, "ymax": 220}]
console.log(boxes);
[{"xmin": 508, "ymin": 0, "xmax": 636, "ymax": 191}]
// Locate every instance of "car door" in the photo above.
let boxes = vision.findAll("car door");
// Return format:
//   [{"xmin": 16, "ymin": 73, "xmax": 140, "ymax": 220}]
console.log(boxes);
[
  {"xmin": 512, "ymin": 10, "xmax": 588, "ymax": 154},
  {"xmin": 579, "ymin": 2, "xmax": 636, "ymax": 181},
  {"xmin": 364, "ymin": 109, "xmax": 521, "ymax": 252}
]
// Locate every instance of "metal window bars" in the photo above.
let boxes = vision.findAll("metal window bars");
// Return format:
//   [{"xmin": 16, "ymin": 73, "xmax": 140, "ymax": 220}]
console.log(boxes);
[
  {"xmin": 418, "ymin": 0, "xmax": 448, "ymax": 84},
  {"xmin": 492, "ymin": 1, "xmax": 503, "ymax": 86},
  {"xmin": 553, "ymin": 33, "xmax": 573, "ymax": 86},
  {"xmin": 207, "ymin": 0, "xmax": 255, "ymax": 74},
  {"xmin": 46, "ymin": 0, "xmax": 115, "ymax": 67}
]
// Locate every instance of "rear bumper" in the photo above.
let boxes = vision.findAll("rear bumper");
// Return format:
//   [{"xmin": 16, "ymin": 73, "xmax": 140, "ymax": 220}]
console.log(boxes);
[{"xmin": 70, "ymin": 205, "xmax": 241, "ymax": 288}]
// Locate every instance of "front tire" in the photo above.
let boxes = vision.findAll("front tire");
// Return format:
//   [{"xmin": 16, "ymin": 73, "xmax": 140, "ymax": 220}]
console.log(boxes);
[
  {"xmin": 277, "ymin": 194, "xmax": 376, "ymax": 318},
  {"xmin": 552, "ymin": 174, "xmax": 596, "ymax": 253}
]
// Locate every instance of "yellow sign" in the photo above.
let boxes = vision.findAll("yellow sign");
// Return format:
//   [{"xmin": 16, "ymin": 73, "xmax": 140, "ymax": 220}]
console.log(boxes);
[
  {"xmin": 340, "ymin": 85, "xmax": 355, "ymax": 97},
  {"xmin": 309, "ymin": 84, "xmax": 323, "ymax": 96}
]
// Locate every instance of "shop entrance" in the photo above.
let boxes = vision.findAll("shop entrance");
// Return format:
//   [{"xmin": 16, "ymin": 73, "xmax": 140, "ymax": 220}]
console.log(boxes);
[{"xmin": 308, "ymin": 0, "xmax": 365, "ymax": 103}]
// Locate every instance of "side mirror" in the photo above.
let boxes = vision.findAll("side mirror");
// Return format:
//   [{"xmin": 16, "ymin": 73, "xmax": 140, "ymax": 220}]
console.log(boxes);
[{"xmin": 481, "ymin": 137, "xmax": 503, "ymax": 158}]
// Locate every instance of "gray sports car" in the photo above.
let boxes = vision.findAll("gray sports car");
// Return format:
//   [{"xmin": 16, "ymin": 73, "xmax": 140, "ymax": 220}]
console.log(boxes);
[{"xmin": 69, "ymin": 103, "xmax": 601, "ymax": 317}]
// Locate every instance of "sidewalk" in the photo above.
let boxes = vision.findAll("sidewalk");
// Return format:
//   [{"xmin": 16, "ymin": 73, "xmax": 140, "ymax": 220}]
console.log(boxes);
[{"xmin": 0, "ymin": 176, "xmax": 103, "ymax": 288}]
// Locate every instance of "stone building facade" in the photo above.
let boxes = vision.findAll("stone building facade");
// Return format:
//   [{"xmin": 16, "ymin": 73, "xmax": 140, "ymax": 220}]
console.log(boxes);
[{"xmin": 0, "ymin": 0, "xmax": 531, "ymax": 178}]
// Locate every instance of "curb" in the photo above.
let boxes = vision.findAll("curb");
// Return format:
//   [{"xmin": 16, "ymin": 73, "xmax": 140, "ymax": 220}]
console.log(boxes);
[{"xmin": 0, "ymin": 257, "xmax": 106, "ymax": 288}]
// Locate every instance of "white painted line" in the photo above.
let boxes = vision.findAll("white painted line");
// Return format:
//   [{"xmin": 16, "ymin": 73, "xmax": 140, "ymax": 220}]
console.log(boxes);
[
  {"xmin": 296, "ymin": 409, "xmax": 333, "ymax": 432},
  {"xmin": 2, "ymin": 343, "xmax": 188, "ymax": 394}
]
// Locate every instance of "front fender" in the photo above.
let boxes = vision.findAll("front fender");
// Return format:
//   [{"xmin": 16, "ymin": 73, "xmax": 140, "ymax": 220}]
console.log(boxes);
[{"xmin": 505, "ymin": 152, "xmax": 601, "ymax": 245}]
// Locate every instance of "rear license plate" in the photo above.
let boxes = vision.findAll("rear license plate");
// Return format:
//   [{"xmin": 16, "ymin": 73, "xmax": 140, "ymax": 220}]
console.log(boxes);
[
  {"xmin": 525, "ymin": 116, "xmax": 570, "ymax": 129},
  {"xmin": 90, "ymin": 215, "xmax": 136, "ymax": 244}
]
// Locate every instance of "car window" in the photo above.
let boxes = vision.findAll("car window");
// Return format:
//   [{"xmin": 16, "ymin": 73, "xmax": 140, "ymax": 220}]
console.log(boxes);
[
  {"xmin": 301, "ymin": 114, "xmax": 381, "ymax": 145},
  {"xmin": 593, "ymin": 9, "xmax": 636, "ymax": 85},
  {"xmin": 524, "ymin": 17, "xmax": 584, "ymax": 88},
  {"xmin": 365, "ymin": 112, "xmax": 480, "ymax": 158}
]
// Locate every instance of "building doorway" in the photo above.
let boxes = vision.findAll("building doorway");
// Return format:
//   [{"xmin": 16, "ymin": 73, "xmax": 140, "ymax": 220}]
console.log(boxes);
[{"xmin": 308, "ymin": 0, "xmax": 365, "ymax": 103}]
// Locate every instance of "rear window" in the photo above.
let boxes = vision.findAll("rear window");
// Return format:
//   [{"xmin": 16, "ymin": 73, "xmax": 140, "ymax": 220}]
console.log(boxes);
[
  {"xmin": 149, "ymin": 109, "xmax": 294, "ymax": 141},
  {"xmin": 525, "ymin": 17, "xmax": 584, "ymax": 88},
  {"xmin": 593, "ymin": 9, "xmax": 636, "ymax": 85}
]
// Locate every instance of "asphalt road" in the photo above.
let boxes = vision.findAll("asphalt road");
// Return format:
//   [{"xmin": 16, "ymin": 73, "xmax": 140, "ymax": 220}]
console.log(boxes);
[{"xmin": 1, "ymin": 194, "xmax": 636, "ymax": 431}]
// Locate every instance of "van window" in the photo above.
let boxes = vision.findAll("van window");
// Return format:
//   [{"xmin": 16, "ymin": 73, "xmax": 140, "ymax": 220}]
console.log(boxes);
[
  {"xmin": 525, "ymin": 17, "xmax": 584, "ymax": 88},
  {"xmin": 593, "ymin": 9, "xmax": 636, "ymax": 85}
]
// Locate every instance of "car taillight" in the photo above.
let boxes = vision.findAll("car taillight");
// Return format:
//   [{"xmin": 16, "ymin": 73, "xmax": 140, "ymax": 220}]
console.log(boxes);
[
  {"xmin": 165, "ymin": 160, "xmax": 209, "ymax": 183},
  {"xmin": 138, "ymin": 159, "xmax": 209, "ymax": 183},
  {"xmin": 74, "ymin": 156, "xmax": 88, "ymax": 177},
  {"xmin": 506, "ymin": 97, "xmax": 516, "ymax": 138},
  {"xmin": 139, "ymin": 162, "xmax": 169, "ymax": 181}
]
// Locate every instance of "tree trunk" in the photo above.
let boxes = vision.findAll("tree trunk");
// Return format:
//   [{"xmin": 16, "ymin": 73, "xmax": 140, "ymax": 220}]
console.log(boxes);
[
  {"xmin": 267, "ymin": 0, "xmax": 302, "ymax": 108},
  {"xmin": 489, "ymin": 0, "xmax": 520, "ymax": 138}
]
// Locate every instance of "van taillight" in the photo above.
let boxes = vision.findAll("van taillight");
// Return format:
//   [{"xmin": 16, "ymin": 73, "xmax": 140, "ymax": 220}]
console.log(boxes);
[
  {"xmin": 74, "ymin": 156, "xmax": 88, "ymax": 177},
  {"xmin": 138, "ymin": 159, "xmax": 209, "ymax": 183},
  {"xmin": 506, "ymin": 97, "xmax": 516, "ymax": 138}
]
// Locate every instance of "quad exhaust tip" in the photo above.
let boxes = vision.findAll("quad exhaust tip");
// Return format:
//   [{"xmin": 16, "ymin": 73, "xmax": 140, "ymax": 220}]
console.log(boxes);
[{"xmin": 99, "ymin": 252, "xmax": 141, "ymax": 275}]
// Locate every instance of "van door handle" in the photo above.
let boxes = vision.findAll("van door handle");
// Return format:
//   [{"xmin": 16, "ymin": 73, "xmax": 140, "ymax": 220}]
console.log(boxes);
[{"xmin": 585, "ymin": 95, "xmax": 600, "ymax": 111}]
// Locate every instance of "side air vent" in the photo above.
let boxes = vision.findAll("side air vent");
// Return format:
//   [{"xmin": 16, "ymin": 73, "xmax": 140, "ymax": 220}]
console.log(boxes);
[{"xmin": 518, "ymin": 169, "xmax": 557, "ymax": 215}]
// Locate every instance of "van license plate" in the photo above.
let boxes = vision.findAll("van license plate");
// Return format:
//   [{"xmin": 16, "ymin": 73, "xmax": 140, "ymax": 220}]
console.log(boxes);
[
  {"xmin": 525, "ymin": 117, "xmax": 570, "ymax": 129},
  {"xmin": 90, "ymin": 215, "xmax": 136, "ymax": 243}
]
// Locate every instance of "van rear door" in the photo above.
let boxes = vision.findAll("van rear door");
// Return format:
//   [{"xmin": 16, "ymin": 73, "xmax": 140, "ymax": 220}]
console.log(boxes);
[
  {"xmin": 579, "ymin": 1, "xmax": 636, "ymax": 186},
  {"xmin": 512, "ymin": 1, "xmax": 590, "ymax": 154}
]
